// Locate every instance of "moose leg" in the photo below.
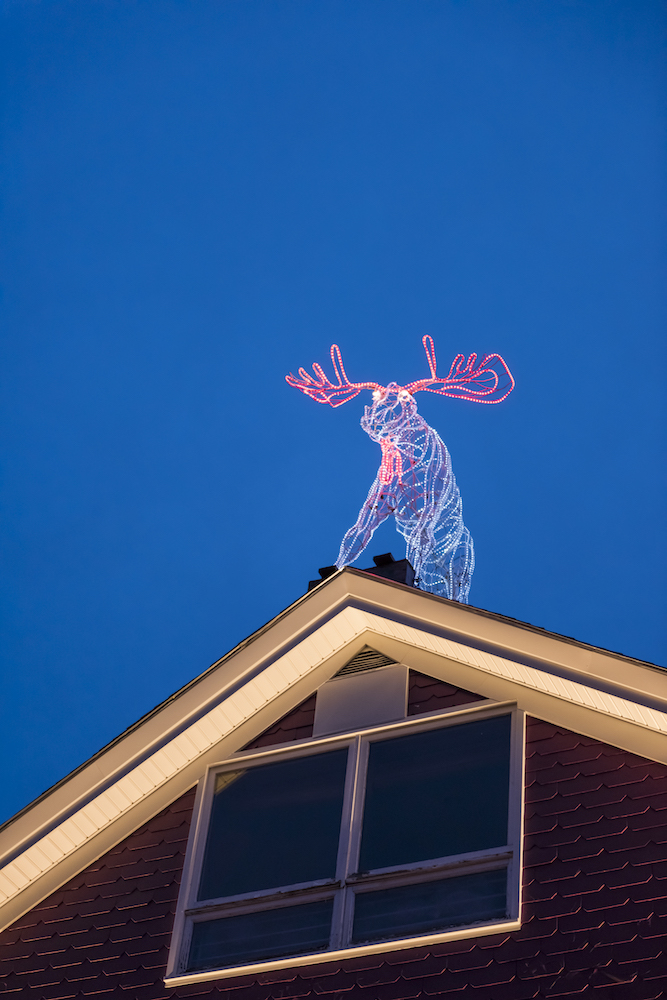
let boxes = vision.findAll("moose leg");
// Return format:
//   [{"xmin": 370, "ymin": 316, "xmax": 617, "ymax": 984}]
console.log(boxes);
[
  {"xmin": 430, "ymin": 526, "xmax": 474, "ymax": 603},
  {"xmin": 336, "ymin": 479, "xmax": 394, "ymax": 569},
  {"xmin": 450, "ymin": 526, "xmax": 475, "ymax": 603},
  {"xmin": 412, "ymin": 520, "xmax": 474, "ymax": 603}
]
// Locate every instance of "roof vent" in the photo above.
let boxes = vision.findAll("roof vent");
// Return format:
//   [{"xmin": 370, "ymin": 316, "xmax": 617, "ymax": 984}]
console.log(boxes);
[
  {"xmin": 307, "ymin": 554, "xmax": 415, "ymax": 591},
  {"xmin": 372, "ymin": 552, "xmax": 396, "ymax": 566},
  {"xmin": 334, "ymin": 645, "xmax": 397, "ymax": 677},
  {"xmin": 307, "ymin": 565, "xmax": 338, "ymax": 591},
  {"xmin": 363, "ymin": 554, "xmax": 415, "ymax": 586}
]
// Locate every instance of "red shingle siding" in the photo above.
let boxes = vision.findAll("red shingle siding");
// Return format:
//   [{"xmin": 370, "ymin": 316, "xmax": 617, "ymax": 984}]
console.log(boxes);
[
  {"xmin": 2, "ymin": 718, "xmax": 666, "ymax": 998},
  {"xmin": 244, "ymin": 695, "xmax": 317, "ymax": 749},
  {"xmin": 0, "ymin": 787, "xmax": 196, "ymax": 999},
  {"xmin": 407, "ymin": 671, "xmax": 484, "ymax": 715}
]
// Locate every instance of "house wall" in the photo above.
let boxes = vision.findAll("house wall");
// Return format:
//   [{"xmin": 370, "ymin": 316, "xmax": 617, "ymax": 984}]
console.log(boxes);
[{"xmin": 1, "ymin": 673, "xmax": 666, "ymax": 999}]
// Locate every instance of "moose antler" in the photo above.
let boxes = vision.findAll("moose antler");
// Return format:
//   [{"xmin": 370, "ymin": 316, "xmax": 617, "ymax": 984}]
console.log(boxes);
[
  {"xmin": 404, "ymin": 336, "xmax": 515, "ymax": 404},
  {"xmin": 286, "ymin": 345, "xmax": 382, "ymax": 407}
]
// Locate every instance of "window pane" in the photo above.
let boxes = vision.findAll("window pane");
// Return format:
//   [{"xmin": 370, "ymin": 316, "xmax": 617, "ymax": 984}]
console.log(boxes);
[
  {"xmin": 359, "ymin": 716, "xmax": 511, "ymax": 871},
  {"xmin": 188, "ymin": 898, "xmax": 334, "ymax": 971},
  {"xmin": 352, "ymin": 869, "xmax": 508, "ymax": 944},
  {"xmin": 199, "ymin": 748, "xmax": 348, "ymax": 900}
]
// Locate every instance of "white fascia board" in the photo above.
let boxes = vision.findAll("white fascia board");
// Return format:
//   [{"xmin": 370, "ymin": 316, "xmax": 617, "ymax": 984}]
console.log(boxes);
[
  {"xmin": 0, "ymin": 607, "xmax": 370, "ymax": 929},
  {"xmin": 340, "ymin": 572, "xmax": 667, "ymax": 712},
  {"xmin": 1, "ymin": 573, "xmax": 666, "ymax": 932},
  {"xmin": 0, "ymin": 575, "xmax": 358, "ymax": 867}
]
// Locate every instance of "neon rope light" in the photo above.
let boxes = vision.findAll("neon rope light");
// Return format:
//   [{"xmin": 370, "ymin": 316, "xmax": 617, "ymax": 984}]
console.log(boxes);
[{"xmin": 286, "ymin": 336, "xmax": 514, "ymax": 603}]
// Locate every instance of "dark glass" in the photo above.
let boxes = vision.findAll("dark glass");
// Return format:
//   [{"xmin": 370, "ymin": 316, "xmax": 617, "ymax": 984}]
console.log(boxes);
[
  {"xmin": 188, "ymin": 898, "xmax": 334, "ymax": 971},
  {"xmin": 198, "ymin": 748, "xmax": 348, "ymax": 900},
  {"xmin": 359, "ymin": 715, "xmax": 511, "ymax": 871},
  {"xmin": 352, "ymin": 868, "xmax": 507, "ymax": 944}
]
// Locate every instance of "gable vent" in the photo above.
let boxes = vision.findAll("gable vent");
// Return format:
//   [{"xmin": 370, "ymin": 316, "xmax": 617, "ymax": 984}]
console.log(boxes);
[{"xmin": 334, "ymin": 646, "xmax": 397, "ymax": 677}]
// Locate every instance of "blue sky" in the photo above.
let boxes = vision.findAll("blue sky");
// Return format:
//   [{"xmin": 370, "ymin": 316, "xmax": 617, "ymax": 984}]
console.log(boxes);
[{"xmin": 1, "ymin": 0, "xmax": 665, "ymax": 824}]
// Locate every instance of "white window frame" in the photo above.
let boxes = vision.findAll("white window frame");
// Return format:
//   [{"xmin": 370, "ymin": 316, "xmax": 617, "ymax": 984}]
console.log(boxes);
[{"xmin": 165, "ymin": 700, "xmax": 524, "ymax": 987}]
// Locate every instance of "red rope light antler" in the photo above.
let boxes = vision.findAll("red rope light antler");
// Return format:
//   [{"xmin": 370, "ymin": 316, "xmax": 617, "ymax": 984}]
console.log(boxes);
[
  {"xmin": 285, "ymin": 345, "xmax": 382, "ymax": 408},
  {"xmin": 404, "ymin": 335, "xmax": 515, "ymax": 404}
]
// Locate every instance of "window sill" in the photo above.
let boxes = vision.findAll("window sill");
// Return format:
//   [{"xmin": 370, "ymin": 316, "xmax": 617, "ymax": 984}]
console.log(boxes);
[{"xmin": 164, "ymin": 918, "xmax": 522, "ymax": 987}]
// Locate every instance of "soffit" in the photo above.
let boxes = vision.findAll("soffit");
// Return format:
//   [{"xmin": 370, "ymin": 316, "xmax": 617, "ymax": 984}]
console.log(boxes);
[{"xmin": 1, "ymin": 570, "xmax": 666, "ymax": 931}]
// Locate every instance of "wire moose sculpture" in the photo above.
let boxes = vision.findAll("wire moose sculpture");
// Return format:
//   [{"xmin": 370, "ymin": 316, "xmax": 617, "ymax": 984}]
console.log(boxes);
[{"xmin": 287, "ymin": 337, "xmax": 514, "ymax": 603}]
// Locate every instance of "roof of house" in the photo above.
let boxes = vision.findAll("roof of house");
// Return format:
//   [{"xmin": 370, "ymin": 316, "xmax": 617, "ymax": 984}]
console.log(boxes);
[{"xmin": 1, "ymin": 566, "xmax": 667, "ymax": 934}]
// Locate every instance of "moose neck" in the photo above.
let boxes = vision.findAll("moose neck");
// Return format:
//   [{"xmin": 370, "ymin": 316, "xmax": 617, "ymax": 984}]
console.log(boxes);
[{"xmin": 369, "ymin": 406, "xmax": 435, "ymax": 484}]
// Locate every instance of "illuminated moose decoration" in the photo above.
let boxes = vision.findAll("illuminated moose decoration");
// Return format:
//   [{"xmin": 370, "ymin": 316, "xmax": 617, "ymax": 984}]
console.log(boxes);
[{"xmin": 286, "ymin": 337, "xmax": 514, "ymax": 603}]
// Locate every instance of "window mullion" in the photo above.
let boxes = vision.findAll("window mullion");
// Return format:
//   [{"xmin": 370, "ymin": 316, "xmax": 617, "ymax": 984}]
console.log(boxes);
[
  {"xmin": 346, "ymin": 735, "xmax": 369, "ymax": 878},
  {"xmin": 334, "ymin": 736, "xmax": 362, "ymax": 879},
  {"xmin": 330, "ymin": 734, "xmax": 364, "ymax": 949},
  {"xmin": 338, "ymin": 735, "xmax": 370, "ymax": 948}
]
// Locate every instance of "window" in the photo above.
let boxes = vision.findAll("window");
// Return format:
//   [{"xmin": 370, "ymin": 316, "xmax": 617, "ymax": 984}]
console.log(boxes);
[{"xmin": 167, "ymin": 704, "xmax": 523, "ymax": 983}]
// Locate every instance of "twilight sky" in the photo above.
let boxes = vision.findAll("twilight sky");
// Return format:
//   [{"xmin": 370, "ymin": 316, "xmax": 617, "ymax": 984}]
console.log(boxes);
[{"xmin": 1, "ymin": 0, "xmax": 665, "ymax": 824}]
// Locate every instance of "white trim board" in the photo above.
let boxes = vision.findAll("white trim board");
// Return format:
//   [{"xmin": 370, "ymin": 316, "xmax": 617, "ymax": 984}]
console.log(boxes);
[{"xmin": 1, "ymin": 584, "xmax": 666, "ymax": 932}]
